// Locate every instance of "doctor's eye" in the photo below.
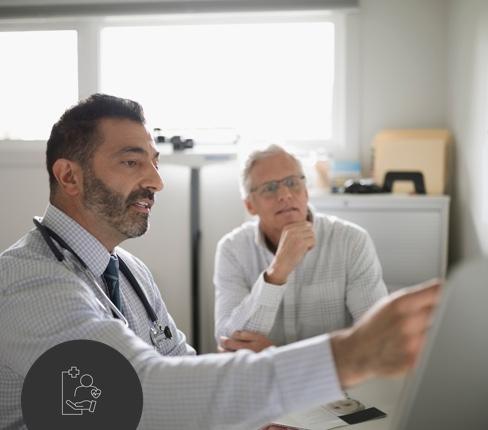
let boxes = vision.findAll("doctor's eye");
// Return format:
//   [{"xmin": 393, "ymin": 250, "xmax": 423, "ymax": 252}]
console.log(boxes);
[{"xmin": 122, "ymin": 160, "xmax": 138, "ymax": 167}]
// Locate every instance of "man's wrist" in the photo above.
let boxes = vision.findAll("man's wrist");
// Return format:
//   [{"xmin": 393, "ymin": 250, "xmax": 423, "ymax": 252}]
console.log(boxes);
[
  {"xmin": 330, "ymin": 328, "xmax": 371, "ymax": 389},
  {"xmin": 264, "ymin": 266, "xmax": 288, "ymax": 285}
]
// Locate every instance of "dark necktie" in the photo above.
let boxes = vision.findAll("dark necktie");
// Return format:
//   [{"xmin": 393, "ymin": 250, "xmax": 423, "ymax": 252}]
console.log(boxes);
[{"xmin": 103, "ymin": 254, "xmax": 122, "ymax": 312}]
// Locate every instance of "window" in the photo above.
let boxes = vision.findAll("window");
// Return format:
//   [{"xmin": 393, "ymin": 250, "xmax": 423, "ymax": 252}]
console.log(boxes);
[
  {"xmin": 100, "ymin": 14, "xmax": 343, "ymax": 146},
  {"xmin": 0, "ymin": 30, "xmax": 78, "ymax": 140},
  {"xmin": 0, "ymin": 12, "xmax": 351, "ymax": 149}
]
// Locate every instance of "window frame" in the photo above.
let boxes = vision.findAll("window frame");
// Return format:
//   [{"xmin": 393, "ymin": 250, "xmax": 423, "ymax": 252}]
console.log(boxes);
[
  {"xmin": 0, "ymin": 17, "xmax": 101, "ymax": 100},
  {"xmin": 0, "ymin": 10, "xmax": 358, "ymax": 156}
]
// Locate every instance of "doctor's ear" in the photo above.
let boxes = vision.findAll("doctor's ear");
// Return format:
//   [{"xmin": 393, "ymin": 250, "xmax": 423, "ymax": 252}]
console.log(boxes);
[{"xmin": 51, "ymin": 159, "xmax": 83, "ymax": 196}]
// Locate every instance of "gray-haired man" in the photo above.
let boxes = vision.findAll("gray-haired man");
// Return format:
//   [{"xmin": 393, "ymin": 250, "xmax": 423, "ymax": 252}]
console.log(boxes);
[{"xmin": 215, "ymin": 145, "xmax": 388, "ymax": 352}]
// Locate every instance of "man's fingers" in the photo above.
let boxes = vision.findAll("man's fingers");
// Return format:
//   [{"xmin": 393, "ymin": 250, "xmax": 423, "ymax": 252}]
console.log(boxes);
[
  {"xmin": 281, "ymin": 228, "xmax": 315, "ymax": 249},
  {"xmin": 388, "ymin": 304, "xmax": 437, "ymax": 363},
  {"xmin": 282, "ymin": 220, "xmax": 313, "ymax": 231},
  {"xmin": 217, "ymin": 345, "xmax": 230, "ymax": 353},
  {"xmin": 219, "ymin": 335, "xmax": 251, "ymax": 351},
  {"xmin": 219, "ymin": 336, "xmax": 238, "ymax": 351},
  {"xmin": 305, "ymin": 235, "xmax": 316, "ymax": 250},
  {"xmin": 281, "ymin": 223, "xmax": 314, "ymax": 237},
  {"xmin": 220, "ymin": 331, "xmax": 273, "ymax": 353},
  {"xmin": 223, "ymin": 339, "xmax": 250, "ymax": 351},
  {"xmin": 229, "ymin": 330, "xmax": 257, "ymax": 341},
  {"xmin": 390, "ymin": 280, "xmax": 442, "ymax": 314}
]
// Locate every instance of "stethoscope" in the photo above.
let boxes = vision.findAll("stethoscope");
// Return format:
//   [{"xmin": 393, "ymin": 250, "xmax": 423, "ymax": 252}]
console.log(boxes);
[{"xmin": 33, "ymin": 217, "xmax": 173, "ymax": 353}]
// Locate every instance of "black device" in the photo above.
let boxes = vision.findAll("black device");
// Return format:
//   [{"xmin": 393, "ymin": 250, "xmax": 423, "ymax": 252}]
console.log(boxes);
[
  {"xmin": 344, "ymin": 178, "xmax": 384, "ymax": 194},
  {"xmin": 340, "ymin": 407, "xmax": 387, "ymax": 425},
  {"xmin": 153, "ymin": 128, "xmax": 165, "ymax": 143},
  {"xmin": 153, "ymin": 128, "xmax": 194, "ymax": 151},
  {"xmin": 382, "ymin": 171, "xmax": 426, "ymax": 194},
  {"xmin": 169, "ymin": 135, "xmax": 194, "ymax": 151}
]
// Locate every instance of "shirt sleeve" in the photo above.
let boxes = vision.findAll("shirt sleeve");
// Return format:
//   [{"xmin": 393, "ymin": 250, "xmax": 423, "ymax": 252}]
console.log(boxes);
[
  {"xmin": 0, "ymin": 266, "xmax": 344, "ymax": 430},
  {"xmin": 344, "ymin": 227, "xmax": 388, "ymax": 321},
  {"xmin": 214, "ymin": 238, "xmax": 287, "ymax": 341}
]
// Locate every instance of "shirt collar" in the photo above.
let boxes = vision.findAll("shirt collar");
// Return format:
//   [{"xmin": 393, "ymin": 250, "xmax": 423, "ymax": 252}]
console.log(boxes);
[
  {"xmin": 41, "ymin": 204, "xmax": 112, "ymax": 277},
  {"xmin": 254, "ymin": 206, "xmax": 316, "ymax": 252}
]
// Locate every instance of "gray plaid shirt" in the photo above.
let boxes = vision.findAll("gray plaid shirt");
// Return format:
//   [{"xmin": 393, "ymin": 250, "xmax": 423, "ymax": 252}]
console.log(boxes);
[
  {"xmin": 214, "ymin": 212, "xmax": 388, "ymax": 345},
  {"xmin": 0, "ymin": 204, "xmax": 342, "ymax": 429}
]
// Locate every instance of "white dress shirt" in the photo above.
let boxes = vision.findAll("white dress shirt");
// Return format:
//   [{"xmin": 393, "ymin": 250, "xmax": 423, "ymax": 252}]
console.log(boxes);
[
  {"xmin": 0, "ymin": 204, "xmax": 343, "ymax": 430},
  {"xmin": 214, "ymin": 212, "xmax": 388, "ymax": 346}
]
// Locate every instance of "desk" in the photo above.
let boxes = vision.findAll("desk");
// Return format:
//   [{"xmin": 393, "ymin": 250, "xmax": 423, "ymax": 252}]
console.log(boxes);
[
  {"xmin": 158, "ymin": 144, "xmax": 236, "ymax": 352},
  {"xmin": 272, "ymin": 377, "xmax": 405, "ymax": 430},
  {"xmin": 347, "ymin": 377, "xmax": 405, "ymax": 429}
]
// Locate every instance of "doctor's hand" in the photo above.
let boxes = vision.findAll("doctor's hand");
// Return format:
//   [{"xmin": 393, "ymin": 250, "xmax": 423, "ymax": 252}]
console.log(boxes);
[
  {"xmin": 265, "ymin": 221, "xmax": 315, "ymax": 285},
  {"xmin": 219, "ymin": 331, "xmax": 274, "ymax": 353},
  {"xmin": 330, "ymin": 279, "xmax": 442, "ymax": 389}
]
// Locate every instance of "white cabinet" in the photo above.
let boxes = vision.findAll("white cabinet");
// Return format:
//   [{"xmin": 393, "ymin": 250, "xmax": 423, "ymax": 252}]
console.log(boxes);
[{"xmin": 309, "ymin": 193, "xmax": 450, "ymax": 291}]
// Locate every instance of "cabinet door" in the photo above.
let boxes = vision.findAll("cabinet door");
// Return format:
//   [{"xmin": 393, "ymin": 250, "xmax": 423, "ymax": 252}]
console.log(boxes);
[{"xmin": 320, "ymin": 209, "xmax": 443, "ymax": 290}]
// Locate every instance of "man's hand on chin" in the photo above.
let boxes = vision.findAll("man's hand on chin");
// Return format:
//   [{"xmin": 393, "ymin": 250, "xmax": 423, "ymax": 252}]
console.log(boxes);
[{"xmin": 265, "ymin": 221, "xmax": 315, "ymax": 285}]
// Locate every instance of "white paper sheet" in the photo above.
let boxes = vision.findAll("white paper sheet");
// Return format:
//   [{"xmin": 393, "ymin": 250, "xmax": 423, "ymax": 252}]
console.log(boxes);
[{"xmin": 272, "ymin": 404, "xmax": 347, "ymax": 430}]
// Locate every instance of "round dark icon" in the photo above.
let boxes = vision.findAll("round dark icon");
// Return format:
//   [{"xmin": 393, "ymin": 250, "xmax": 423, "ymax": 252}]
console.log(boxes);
[{"xmin": 22, "ymin": 339, "xmax": 143, "ymax": 430}]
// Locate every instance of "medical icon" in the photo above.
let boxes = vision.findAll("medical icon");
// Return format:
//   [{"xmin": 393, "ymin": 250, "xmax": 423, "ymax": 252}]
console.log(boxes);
[{"xmin": 61, "ymin": 366, "xmax": 102, "ymax": 415}]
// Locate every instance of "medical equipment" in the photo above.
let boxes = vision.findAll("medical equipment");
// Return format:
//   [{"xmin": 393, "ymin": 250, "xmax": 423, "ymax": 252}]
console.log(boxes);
[{"xmin": 33, "ymin": 217, "xmax": 172, "ymax": 353}]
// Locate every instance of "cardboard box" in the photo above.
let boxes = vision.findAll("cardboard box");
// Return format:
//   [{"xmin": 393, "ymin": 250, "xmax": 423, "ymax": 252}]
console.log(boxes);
[{"xmin": 373, "ymin": 129, "xmax": 452, "ymax": 195}]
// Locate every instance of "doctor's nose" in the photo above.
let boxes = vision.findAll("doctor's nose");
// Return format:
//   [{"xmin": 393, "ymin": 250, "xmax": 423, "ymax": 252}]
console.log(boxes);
[{"xmin": 142, "ymin": 164, "xmax": 164, "ymax": 192}]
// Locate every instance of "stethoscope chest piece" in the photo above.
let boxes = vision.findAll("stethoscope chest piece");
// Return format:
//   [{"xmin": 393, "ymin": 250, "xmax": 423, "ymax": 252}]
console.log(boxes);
[
  {"xmin": 34, "ymin": 217, "xmax": 174, "ymax": 352},
  {"xmin": 150, "ymin": 321, "xmax": 173, "ymax": 351}
]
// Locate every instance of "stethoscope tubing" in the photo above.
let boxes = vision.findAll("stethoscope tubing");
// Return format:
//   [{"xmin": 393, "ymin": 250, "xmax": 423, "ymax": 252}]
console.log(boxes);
[
  {"xmin": 33, "ymin": 217, "xmax": 156, "ymax": 326},
  {"xmin": 60, "ymin": 249, "xmax": 130, "ymax": 326}
]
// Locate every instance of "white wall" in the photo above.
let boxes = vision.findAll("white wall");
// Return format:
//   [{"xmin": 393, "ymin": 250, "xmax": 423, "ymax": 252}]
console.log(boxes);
[
  {"xmin": 0, "ymin": 143, "xmax": 49, "ymax": 249},
  {"xmin": 199, "ymin": 162, "xmax": 245, "ymax": 352},
  {"xmin": 446, "ymin": 0, "xmax": 488, "ymax": 261},
  {"xmin": 358, "ymin": 0, "xmax": 448, "ymax": 174}
]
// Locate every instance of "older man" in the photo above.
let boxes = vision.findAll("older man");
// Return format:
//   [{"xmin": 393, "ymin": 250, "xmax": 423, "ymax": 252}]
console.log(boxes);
[{"xmin": 215, "ymin": 145, "xmax": 388, "ymax": 353}]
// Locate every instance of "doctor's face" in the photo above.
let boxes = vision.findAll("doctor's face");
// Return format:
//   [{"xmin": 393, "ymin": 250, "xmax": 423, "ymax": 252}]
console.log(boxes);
[{"xmin": 82, "ymin": 118, "xmax": 163, "ymax": 240}]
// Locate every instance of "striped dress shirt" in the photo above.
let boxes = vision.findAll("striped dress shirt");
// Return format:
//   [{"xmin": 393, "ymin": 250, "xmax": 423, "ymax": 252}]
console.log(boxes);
[{"xmin": 0, "ymin": 204, "xmax": 343, "ymax": 429}]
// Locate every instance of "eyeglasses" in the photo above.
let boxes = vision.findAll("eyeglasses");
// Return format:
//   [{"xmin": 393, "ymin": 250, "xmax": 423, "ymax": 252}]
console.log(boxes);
[{"xmin": 250, "ymin": 175, "xmax": 306, "ymax": 198}]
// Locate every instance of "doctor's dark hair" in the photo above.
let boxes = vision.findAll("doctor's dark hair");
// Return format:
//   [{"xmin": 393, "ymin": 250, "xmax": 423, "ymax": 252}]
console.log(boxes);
[{"xmin": 46, "ymin": 93, "xmax": 146, "ymax": 195}]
